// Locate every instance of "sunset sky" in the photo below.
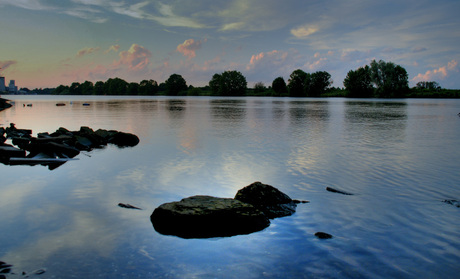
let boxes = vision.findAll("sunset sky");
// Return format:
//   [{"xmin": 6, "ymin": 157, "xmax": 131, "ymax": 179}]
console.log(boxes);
[{"xmin": 0, "ymin": 0, "xmax": 459, "ymax": 89}]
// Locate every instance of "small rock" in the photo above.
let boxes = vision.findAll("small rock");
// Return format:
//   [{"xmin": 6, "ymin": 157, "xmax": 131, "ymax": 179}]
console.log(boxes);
[
  {"xmin": 315, "ymin": 232, "xmax": 333, "ymax": 239},
  {"xmin": 443, "ymin": 199, "xmax": 460, "ymax": 208},
  {"xmin": 118, "ymin": 203, "xmax": 142, "ymax": 210},
  {"xmin": 109, "ymin": 132, "xmax": 140, "ymax": 147},
  {"xmin": 326, "ymin": 187, "xmax": 354, "ymax": 195},
  {"xmin": 234, "ymin": 182, "xmax": 297, "ymax": 218}
]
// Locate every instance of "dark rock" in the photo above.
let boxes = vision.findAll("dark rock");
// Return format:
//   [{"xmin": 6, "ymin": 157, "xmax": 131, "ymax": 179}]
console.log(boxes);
[
  {"xmin": 118, "ymin": 203, "xmax": 142, "ymax": 210},
  {"xmin": 151, "ymin": 195, "xmax": 270, "ymax": 238},
  {"xmin": 234, "ymin": 181, "xmax": 297, "ymax": 218},
  {"xmin": 326, "ymin": 187, "xmax": 354, "ymax": 195},
  {"xmin": 0, "ymin": 145, "xmax": 27, "ymax": 158},
  {"xmin": 109, "ymin": 132, "xmax": 140, "ymax": 147},
  {"xmin": 315, "ymin": 232, "xmax": 333, "ymax": 239},
  {"xmin": 94, "ymin": 129, "xmax": 116, "ymax": 140},
  {"xmin": 293, "ymin": 199, "xmax": 310, "ymax": 204},
  {"xmin": 443, "ymin": 199, "xmax": 460, "ymax": 208}
]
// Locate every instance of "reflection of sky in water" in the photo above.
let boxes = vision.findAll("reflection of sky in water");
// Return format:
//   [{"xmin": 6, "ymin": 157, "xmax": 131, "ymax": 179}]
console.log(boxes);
[{"xmin": 1, "ymin": 96, "xmax": 460, "ymax": 278}]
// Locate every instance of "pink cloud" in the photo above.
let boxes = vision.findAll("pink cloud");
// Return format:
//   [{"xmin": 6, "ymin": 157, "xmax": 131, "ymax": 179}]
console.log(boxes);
[
  {"xmin": 76, "ymin": 47, "xmax": 100, "ymax": 57},
  {"xmin": 247, "ymin": 50, "xmax": 284, "ymax": 70},
  {"xmin": 0, "ymin": 60, "xmax": 18, "ymax": 72},
  {"xmin": 176, "ymin": 39, "xmax": 205, "ymax": 59},
  {"xmin": 115, "ymin": 44, "xmax": 152, "ymax": 71},
  {"xmin": 412, "ymin": 59, "xmax": 458, "ymax": 83}
]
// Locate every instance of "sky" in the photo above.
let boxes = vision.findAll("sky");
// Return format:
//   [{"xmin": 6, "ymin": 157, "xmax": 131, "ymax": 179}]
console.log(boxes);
[{"xmin": 0, "ymin": 0, "xmax": 459, "ymax": 89}]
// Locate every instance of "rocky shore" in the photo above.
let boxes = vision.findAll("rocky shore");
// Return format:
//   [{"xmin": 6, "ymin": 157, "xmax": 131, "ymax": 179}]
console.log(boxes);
[{"xmin": 0, "ymin": 123, "xmax": 139, "ymax": 169}]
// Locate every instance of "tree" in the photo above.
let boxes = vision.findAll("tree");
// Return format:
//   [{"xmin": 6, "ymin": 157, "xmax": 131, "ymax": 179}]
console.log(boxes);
[
  {"xmin": 288, "ymin": 69, "xmax": 308, "ymax": 97},
  {"xmin": 104, "ymin": 77, "xmax": 128, "ymax": 95},
  {"xmin": 209, "ymin": 73, "xmax": 222, "ymax": 95},
  {"xmin": 94, "ymin": 81, "xmax": 104, "ymax": 95},
  {"xmin": 344, "ymin": 65, "xmax": 374, "ymax": 98},
  {"xmin": 306, "ymin": 71, "xmax": 333, "ymax": 97},
  {"xmin": 128, "ymin": 82, "xmax": 140, "ymax": 95},
  {"xmin": 70, "ymin": 82, "xmax": 81, "ymax": 95},
  {"xmin": 54, "ymin": 85, "xmax": 70, "ymax": 95},
  {"xmin": 139, "ymin": 79, "xmax": 159, "ymax": 95},
  {"xmin": 272, "ymin": 77, "xmax": 288, "ymax": 96},
  {"xmin": 415, "ymin": 81, "xmax": 441, "ymax": 90},
  {"xmin": 80, "ymin": 81, "xmax": 94, "ymax": 95},
  {"xmin": 165, "ymin": 74, "xmax": 187, "ymax": 95},
  {"xmin": 209, "ymin": 70, "xmax": 247, "ymax": 96},
  {"xmin": 370, "ymin": 60, "xmax": 409, "ymax": 98},
  {"xmin": 254, "ymin": 82, "xmax": 266, "ymax": 93}
]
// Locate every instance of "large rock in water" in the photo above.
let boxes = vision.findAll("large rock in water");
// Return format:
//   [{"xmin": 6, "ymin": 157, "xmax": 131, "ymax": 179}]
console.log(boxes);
[
  {"xmin": 234, "ymin": 182, "xmax": 297, "ymax": 218},
  {"xmin": 151, "ymin": 195, "xmax": 270, "ymax": 238}
]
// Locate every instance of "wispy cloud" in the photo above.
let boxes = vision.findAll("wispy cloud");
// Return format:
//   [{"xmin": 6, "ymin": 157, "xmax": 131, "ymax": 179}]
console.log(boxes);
[
  {"xmin": 105, "ymin": 45, "xmax": 120, "ymax": 54},
  {"xmin": 291, "ymin": 25, "xmax": 319, "ymax": 39},
  {"xmin": 76, "ymin": 47, "xmax": 100, "ymax": 57},
  {"xmin": 0, "ymin": 60, "xmax": 18, "ymax": 72}
]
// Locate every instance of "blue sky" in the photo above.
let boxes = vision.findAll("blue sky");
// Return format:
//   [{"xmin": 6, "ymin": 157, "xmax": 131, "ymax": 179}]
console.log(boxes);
[{"xmin": 0, "ymin": 0, "xmax": 459, "ymax": 89}]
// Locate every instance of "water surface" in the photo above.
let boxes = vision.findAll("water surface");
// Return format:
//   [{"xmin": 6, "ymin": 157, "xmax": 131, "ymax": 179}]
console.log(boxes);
[{"xmin": 1, "ymin": 96, "xmax": 460, "ymax": 278}]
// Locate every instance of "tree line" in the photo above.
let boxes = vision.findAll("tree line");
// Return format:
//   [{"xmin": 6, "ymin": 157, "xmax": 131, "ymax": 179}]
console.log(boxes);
[{"xmin": 52, "ymin": 59, "xmax": 460, "ymax": 98}]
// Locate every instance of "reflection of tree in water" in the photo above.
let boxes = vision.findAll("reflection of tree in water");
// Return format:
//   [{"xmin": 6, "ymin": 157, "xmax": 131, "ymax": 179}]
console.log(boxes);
[
  {"xmin": 344, "ymin": 101, "xmax": 408, "ymax": 145},
  {"xmin": 288, "ymin": 101, "xmax": 330, "ymax": 127},
  {"xmin": 166, "ymin": 99, "xmax": 186, "ymax": 119},
  {"xmin": 210, "ymin": 99, "xmax": 247, "ymax": 138}
]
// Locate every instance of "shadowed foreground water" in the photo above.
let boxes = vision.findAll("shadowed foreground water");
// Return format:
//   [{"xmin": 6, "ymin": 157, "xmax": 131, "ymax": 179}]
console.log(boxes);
[{"xmin": 1, "ymin": 96, "xmax": 459, "ymax": 278}]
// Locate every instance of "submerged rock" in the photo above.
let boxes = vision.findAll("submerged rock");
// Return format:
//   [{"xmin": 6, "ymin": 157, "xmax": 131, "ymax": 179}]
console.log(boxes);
[
  {"xmin": 151, "ymin": 195, "xmax": 270, "ymax": 238},
  {"xmin": 234, "ymin": 181, "xmax": 297, "ymax": 218},
  {"xmin": 326, "ymin": 187, "xmax": 354, "ymax": 195},
  {"xmin": 443, "ymin": 199, "xmax": 460, "ymax": 208},
  {"xmin": 315, "ymin": 232, "xmax": 333, "ymax": 239}
]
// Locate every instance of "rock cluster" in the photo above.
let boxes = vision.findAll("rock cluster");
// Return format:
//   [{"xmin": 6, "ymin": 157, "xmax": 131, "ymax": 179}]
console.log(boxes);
[
  {"xmin": 0, "ymin": 123, "xmax": 139, "ymax": 169},
  {"xmin": 151, "ymin": 182, "xmax": 307, "ymax": 239}
]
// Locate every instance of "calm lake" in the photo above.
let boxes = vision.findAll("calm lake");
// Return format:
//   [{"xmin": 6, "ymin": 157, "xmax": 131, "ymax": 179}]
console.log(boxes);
[{"xmin": 1, "ymin": 96, "xmax": 460, "ymax": 278}]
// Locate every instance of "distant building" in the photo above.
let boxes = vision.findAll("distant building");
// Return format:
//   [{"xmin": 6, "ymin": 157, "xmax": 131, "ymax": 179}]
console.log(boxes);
[
  {"xmin": 0, "ymin": 76, "xmax": 5, "ymax": 92},
  {"xmin": 8, "ymin": 80, "xmax": 18, "ymax": 93}
]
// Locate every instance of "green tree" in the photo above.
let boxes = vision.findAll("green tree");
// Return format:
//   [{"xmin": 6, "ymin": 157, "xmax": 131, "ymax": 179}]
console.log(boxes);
[
  {"xmin": 272, "ymin": 77, "xmax": 288, "ymax": 96},
  {"xmin": 128, "ymin": 82, "xmax": 140, "ymax": 95},
  {"xmin": 306, "ymin": 71, "xmax": 333, "ymax": 97},
  {"xmin": 104, "ymin": 77, "xmax": 128, "ymax": 95},
  {"xmin": 94, "ymin": 81, "xmax": 104, "ymax": 95},
  {"xmin": 54, "ymin": 85, "xmax": 70, "ymax": 95},
  {"xmin": 370, "ymin": 60, "xmax": 409, "ymax": 98},
  {"xmin": 70, "ymin": 82, "xmax": 81, "ymax": 95},
  {"xmin": 165, "ymin": 74, "xmax": 187, "ymax": 95},
  {"xmin": 415, "ymin": 81, "xmax": 441, "ymax": 90},
  {"xmin": 209, "ymin": 73, "xmax": 222, "ymax": 95},
  {"xmin": 254, "ymin": 82, "xmax": 266, "ymax": 93},
  {"xmin": 288, "ymin": 69, "xmax": 308, "ymax": 97},
  {"xmin": 80, "ymin": 81, "xmax": 94, "ymax": 95},
  {"xmin": 209, "ymin": 70, "xmax": 247, "ymax": 96},
  {"xmin": 139, "ymin": 79, "xmax": 159, "ymax": 95},
  {"xmin": 344, "ymin": 65, "xmax": 374, "ymax": 98}
]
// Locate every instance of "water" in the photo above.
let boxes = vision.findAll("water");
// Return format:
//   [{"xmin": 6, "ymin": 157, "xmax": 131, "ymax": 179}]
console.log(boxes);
[{"xmin": 1, "ymin": 96, "xmax": 460, "ymax": 278}]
